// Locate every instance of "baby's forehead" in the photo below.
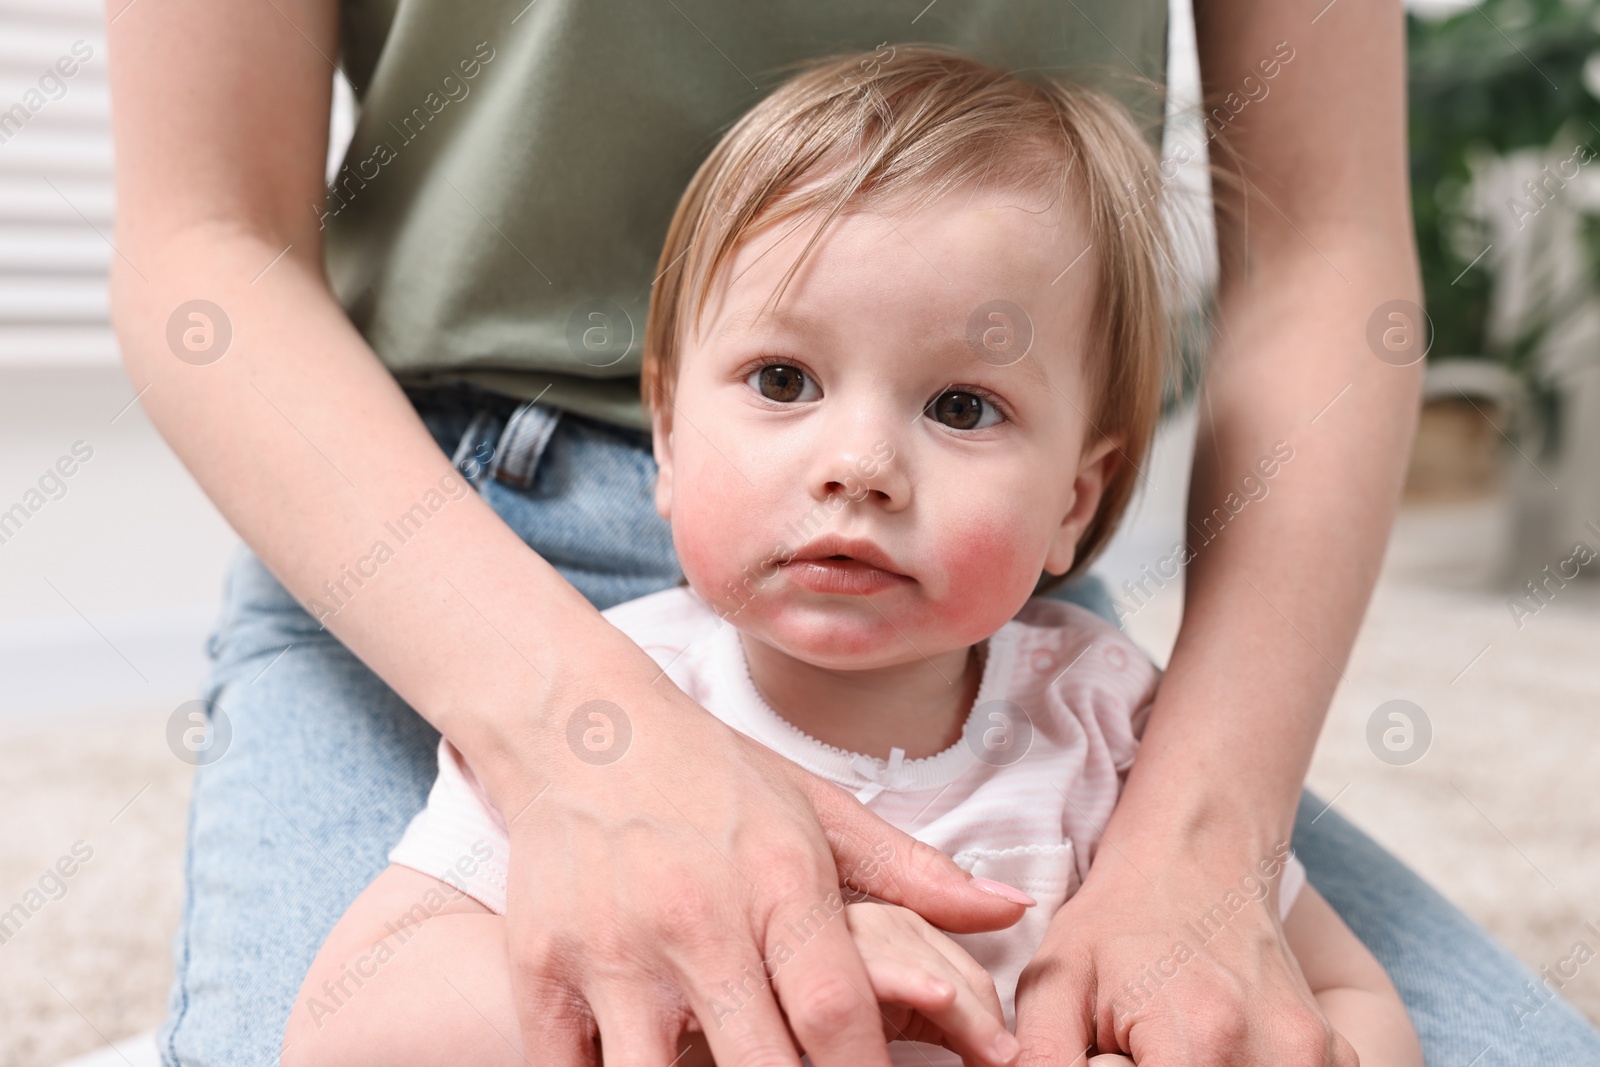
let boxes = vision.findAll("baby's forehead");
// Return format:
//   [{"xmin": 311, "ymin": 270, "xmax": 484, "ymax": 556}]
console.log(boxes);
[{"xmin": 691, "ymin": 185, "xmax": 1095, "ymax": 347}]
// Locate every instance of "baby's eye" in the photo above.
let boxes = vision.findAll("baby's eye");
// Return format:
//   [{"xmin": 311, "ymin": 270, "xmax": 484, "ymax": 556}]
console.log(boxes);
[
  {"xmin": 927, "ymin": 390, "xmax": 1002, "ymax": 431},
  {"xmin": 748, "ymin": 364, "xmax": 820, "ymax": 403}
]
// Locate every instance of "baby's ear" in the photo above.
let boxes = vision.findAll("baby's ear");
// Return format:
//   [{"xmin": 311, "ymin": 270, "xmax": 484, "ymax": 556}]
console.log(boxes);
[
  {"xmin": 649, "ymin": 397, "xmax": 675, "ymax": 522},
  {"xmin": 1043, "ymin": 434, "xmax": 1122, "ymax": 576}
]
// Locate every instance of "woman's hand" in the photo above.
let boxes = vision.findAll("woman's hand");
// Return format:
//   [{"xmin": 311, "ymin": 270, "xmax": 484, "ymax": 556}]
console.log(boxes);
[
  {"xmin": 1011, "ymin": 842, "xmax": 1355, "ymax": 1066},
  {"xmin": 843, "ymin": 901, "xmax": 1023, "ymax": 1066},
  {"xmin": 492, "ymin": 628, "xmax": 1032, "ymax": 1067}
]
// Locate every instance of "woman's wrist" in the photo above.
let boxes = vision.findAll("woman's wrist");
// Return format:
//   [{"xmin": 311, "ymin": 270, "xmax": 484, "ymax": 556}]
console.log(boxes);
[
  {"xmin": 445, "ymin": 613, "xmax": 679, "ymax": 815},
  {"xmin": 1084, "ymin": 790, "xmax": 1296, "ymax": 917},
  {"xmin": 1099, "ymin": 724, "xmax": 1298, "ymax": 880},
  {"xmin": 1111, "ymin": 796, "xmax": 1286, "ymax": 876}
]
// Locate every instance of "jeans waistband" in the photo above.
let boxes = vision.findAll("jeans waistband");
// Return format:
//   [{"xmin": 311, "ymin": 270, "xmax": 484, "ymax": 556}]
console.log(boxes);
[
  {"xmin": 405, "ymin": 381, "xmax": 652, "ymax": 492},
  {"xmin": 402, "ymin": 381, "xmax": 525, "ymax": 422}
]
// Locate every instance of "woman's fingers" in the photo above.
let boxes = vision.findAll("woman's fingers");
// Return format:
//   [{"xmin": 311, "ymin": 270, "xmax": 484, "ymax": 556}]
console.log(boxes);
[
  {"xmin": 762, "ymin": 888, "xmax": 898, "ymax": 1067},
  {"xmin": 503, "ymin": 941, "xmax": 596, "ymax": 1067},
  {"xmin": 675, "ymin": 947, "xmax": 805, "ymax": 1067},
  {"xmin": 1012, "ymin": 945, "xmax": 1096, "ymax": 1067},
  {"xmin": 799, "ymin": 773, "xmax": 1030, "ymax": 934},
  {"xmin": 586, "ymin": 990, "xmax": 691, "ymax": 1067}
]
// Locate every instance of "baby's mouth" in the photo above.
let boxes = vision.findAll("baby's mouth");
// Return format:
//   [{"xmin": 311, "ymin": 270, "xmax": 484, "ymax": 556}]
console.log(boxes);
[
  {"xmin": 780, "ymin": 538, "xmax": 914, "ymax": 597},
  {"xmin": 781, "ymin": 557, "xmax": 913, "ymax": 596}
]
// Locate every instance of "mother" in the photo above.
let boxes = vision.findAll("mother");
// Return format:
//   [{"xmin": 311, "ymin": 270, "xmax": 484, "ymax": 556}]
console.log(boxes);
[{"xmin": 106, "ymin": 0, "xmax": 1600, "ymax": 1064}]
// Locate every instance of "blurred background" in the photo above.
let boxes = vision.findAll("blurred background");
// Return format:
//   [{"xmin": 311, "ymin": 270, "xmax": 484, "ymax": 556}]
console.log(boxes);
[{"xmin": 1, "ymin": 0, "xmax": 1597, "ymax": 1063}]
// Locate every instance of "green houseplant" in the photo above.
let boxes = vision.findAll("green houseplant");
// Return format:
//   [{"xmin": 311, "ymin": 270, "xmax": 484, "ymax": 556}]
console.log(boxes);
[{"xmin": 1408, "ymin": 0, "xmax": 1600, "ymax": 455}]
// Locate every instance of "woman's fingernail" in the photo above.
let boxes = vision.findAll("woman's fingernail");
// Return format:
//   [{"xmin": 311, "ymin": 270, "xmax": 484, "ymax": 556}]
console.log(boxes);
[
  {"xmin": 971, "ymin": 877, "xmax": 1036, "ymax": 906},
  {"xmin": 991, "ymin": 1030, "xmax": 1022, "ymax": 1062}
]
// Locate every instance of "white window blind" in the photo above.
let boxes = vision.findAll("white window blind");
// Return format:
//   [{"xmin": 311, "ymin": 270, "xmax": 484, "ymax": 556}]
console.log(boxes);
[
  {"xmin": 0, "ymin": 0, "xmax": 355, "ymax": 368},
  {"xmin": 0, "ymin": 0, "xmax": 113, "ymax": 366}
]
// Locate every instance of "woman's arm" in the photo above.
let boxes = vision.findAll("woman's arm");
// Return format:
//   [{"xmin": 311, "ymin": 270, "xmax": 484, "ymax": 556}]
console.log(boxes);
[
  {"xmin": 1013, "ymin": 0, "xmax": 1422, "ymax": 1063},
  {"xmin": 105, "ymin": 4, "xmax": 1026, "ymax": 1064}
]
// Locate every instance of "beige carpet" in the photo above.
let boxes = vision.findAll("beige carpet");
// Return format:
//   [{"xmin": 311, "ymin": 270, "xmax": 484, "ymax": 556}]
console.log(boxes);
[
  {"xmin": 3, "ymin": 496, "xmax": 1596, "ymax": 1066},
  {"xmin": 0, "ymin": 708, "xmax": 189, "ymax": 1067}
]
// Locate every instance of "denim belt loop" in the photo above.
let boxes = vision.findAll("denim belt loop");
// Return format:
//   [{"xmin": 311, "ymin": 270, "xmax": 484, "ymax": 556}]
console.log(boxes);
[
  {"xmin": 490, "ymin": 400, "xmax": 563, "ymax": 489},
  {"xmin": 449, "ymin": 408, "xmax": 501, "ymax": 489}
]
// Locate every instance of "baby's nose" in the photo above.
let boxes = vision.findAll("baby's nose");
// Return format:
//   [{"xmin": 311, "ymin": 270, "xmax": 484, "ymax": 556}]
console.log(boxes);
[{"xmin": 811, "ymin": 437, "xmax": 906, "ymax": 509}]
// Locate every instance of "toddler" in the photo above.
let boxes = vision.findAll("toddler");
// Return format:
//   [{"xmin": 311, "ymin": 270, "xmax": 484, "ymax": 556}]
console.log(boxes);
[{"xmin": 284, "ymin": 45, "xmax": 1423, "ymax": 1067}]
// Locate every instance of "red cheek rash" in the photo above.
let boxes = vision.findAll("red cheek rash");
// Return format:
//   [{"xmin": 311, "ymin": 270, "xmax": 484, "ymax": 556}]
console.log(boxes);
[{"xmin": 930, "ymin": 521, "xmax": 1047, "ymax": 634}]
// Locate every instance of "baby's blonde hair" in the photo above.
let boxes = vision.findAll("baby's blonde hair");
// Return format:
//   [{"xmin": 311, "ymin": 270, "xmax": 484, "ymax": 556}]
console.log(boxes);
[{"xmin": 642, "ymin": 44, "xmax": 1178, "ymax": 584}]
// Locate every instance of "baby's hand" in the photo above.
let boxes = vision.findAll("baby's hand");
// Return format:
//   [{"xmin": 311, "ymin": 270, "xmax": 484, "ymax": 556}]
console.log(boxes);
[{"xmin": 844, "ymin": 900, "xmax": 1022, "ymax": 1066}]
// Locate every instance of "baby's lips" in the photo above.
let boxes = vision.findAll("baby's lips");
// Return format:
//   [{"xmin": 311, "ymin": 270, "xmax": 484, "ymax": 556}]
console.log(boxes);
[{"xmin": 970, "ymin": 877, "xmax": 1037, "ymax": 907}]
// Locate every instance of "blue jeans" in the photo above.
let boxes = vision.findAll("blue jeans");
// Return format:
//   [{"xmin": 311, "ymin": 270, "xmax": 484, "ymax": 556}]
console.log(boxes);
[{"xmin": 159, "ymin": 384, "xmax": 1600, "ymax": 1066}]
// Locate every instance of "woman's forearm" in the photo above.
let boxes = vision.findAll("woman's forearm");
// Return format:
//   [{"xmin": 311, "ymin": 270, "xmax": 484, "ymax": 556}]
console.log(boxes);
[
  {"xmin": 1102, "ymin": 0, "xmax": 1423, "ymax": 864},
  {"xmin": 1107, "ymin": 233, "xmax": 1423, "ymax": 863},
  {"xmin": 110, "ymin": 228, "xmax": 603, "ymax": 810},
  {"xmin": 105, "ymin": 0, "xmax": 609, "ymax": 819}
]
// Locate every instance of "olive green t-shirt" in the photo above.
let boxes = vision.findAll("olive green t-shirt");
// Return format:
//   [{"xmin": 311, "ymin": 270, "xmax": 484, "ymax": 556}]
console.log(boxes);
[{"xmin": 325, "ymin": 0, "xmax": 1168, "ymax": 431}]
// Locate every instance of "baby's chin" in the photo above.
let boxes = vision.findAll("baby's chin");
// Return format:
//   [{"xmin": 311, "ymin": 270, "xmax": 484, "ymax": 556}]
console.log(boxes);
[
  {"xmin": 744, "ymin": 620, "xmax": 926, "ymax": 671},
  {"xmin": 711, "ymin": 590, "xmax": 999, "ymax": 671}
]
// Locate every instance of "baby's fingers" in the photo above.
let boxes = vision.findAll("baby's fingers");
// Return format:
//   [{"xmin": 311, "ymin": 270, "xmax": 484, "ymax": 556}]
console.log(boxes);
[
  {"xmin": 863, "ymin": 955, "xmax": 1020, "ymax": 1067},
  {"xmin": 862, "ymin": 953, "xmax": 959, "ymax": 1014}
]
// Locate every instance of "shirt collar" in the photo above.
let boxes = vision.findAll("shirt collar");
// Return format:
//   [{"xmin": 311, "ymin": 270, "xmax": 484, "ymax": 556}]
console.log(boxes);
[{"xmin": 711, "ymin": 616, "xmax": 1022, "ymax": 801}]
